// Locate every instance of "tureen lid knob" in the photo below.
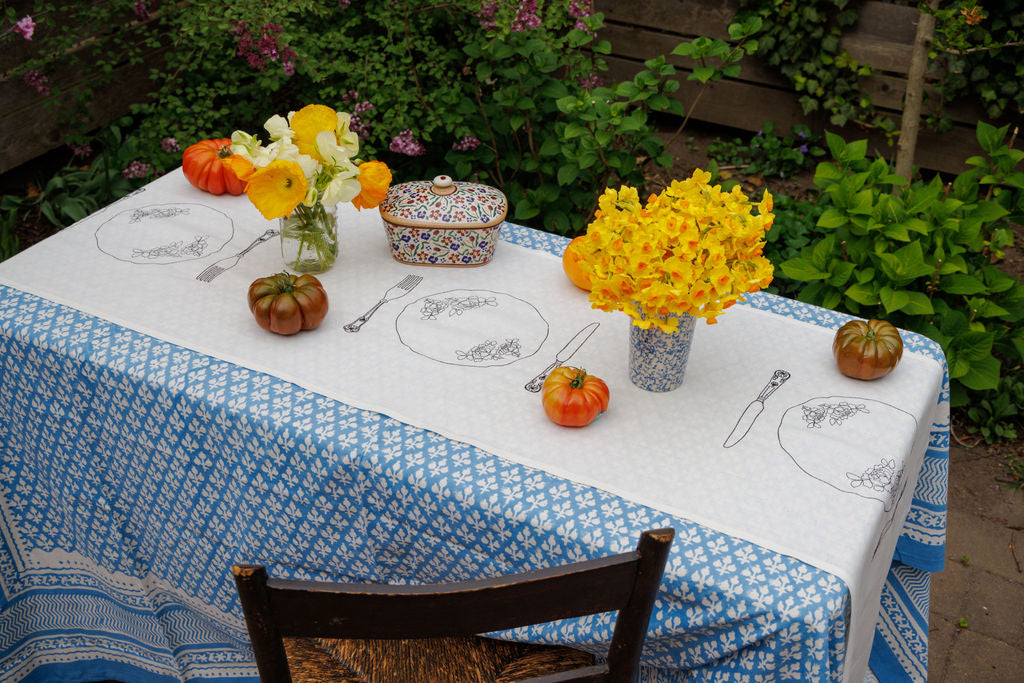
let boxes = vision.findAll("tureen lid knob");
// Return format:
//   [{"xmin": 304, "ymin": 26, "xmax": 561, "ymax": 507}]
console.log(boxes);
[{"xmin": 431, "ymin": 175, "xmax": 456, "ymax": 195}]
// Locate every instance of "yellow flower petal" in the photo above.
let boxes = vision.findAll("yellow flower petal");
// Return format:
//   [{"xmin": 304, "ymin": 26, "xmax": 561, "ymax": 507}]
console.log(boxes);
[
  {"xmin": 244, "ymin": 160, "xmax": 308, "ymax": 220},
  {"xmin": 352, "ymin": 161, "xmax": 392, "ymax": 210},
  {"xmin": 290, "ymin": 104, "xmax": 338, "ymax": 160}
]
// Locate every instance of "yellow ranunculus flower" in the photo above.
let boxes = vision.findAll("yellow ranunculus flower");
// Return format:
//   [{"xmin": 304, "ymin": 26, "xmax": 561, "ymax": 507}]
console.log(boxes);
[
  {"xmin": 290, "ymin": 104, "xmax": 339, "ymax": 160},
  {"xmin": 352, "ymin": 161, "xmax": 393, "ymax": 210},
  {"xmin": 244, "ymin": 160, "xmax": 308, "ymax": 220}
]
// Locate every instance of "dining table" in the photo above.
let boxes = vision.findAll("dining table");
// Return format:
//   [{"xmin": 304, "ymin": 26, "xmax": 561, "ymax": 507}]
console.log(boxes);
[{"xmin": 0, "ymin": 169, "xmax": 948, "ymax": 683}]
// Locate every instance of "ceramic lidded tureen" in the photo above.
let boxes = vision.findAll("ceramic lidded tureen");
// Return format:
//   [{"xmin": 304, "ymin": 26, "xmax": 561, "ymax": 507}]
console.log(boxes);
[{"xmin": 378, "ymin": 175, "xmax": 508, "ymax": 266}]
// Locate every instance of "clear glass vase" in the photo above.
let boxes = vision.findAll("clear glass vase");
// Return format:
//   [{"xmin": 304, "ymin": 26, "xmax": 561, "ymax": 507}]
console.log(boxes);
[{"xmin": 279, "ymin": 202, "xmax": 338, "ymax": 274}]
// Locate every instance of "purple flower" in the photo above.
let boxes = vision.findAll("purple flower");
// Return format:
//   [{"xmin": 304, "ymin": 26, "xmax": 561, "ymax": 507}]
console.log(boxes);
[
  {"xmin": 798, "ymin": 144, "xmax": 809, "ymax": 153},
  {"xmin": 797, "ymin": 129, "xmax": 808, "ymax": 139},
  {"xmin": 568, "ymin": 0, "xmax": 593, "ymax": 18},
  {"xmin": 578, "ymin": 74, "xmax": 602, "ymax": 90},
  {"xmin": 477, "ymin": 2, "xmax": 499, "ymax": 30},
  {"xmin": 68, "ymin": 143, "xmax": 93, "ymax": 158},
  {"xmin": 390, "ymin": 130, "xmax": 426, "ymax": 156},
  {"xmin": 133, "ymin": 0, "xmax": 153, "ymax": 20},
  {"xmin": 23, "ymin": 69, "xmax": 50, "ymax": 95},
  {"xmin": 13, "ymin": 15, "xmax": 35, "ymax": 40},
  {"xmin": 452, "ymin": 135, "xmax": 481, "ymax": 152},
  {"xmin": 338, "ymin": 0, "xmax": 351, "ymax": 7},
  {"xmin": 161, "ymin": 137, "xmax": 180, "ymax": 153},
  {"xmin": 341, "ymin": 91, "xmax": 376, "ymax": 137},
  {"xmin": 122, "ymin": 160, "xmax": 154, "ymax": 179},
  {"xmin": 511, "ymin": 0, "xmax": 541, "ymax": 32},
  {"xmin": 232, "ymin": 21, "xmax": 294, "ymax": 73}
]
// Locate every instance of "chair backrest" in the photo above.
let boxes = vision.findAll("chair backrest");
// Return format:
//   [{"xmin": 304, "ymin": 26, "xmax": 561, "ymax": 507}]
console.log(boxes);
[{"xmin": 233, "ymin": 527, "xmax": 674, "ymax": 683}]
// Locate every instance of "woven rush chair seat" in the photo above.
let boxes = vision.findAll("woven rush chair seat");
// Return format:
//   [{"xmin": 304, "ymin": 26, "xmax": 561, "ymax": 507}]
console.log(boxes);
[
  {"xmin": 282, "ymin": 636, "xmax": 595, "ymax": 682},
  {"xmin": 233, "ymin": 527, "xmax": 674, "ymax": 683}
]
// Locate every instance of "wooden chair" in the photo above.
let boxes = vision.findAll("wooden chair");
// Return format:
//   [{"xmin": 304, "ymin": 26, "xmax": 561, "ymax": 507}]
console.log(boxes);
[{"xmin": 232, "ymin": 527, "xmax": 674, "ymax": 683}]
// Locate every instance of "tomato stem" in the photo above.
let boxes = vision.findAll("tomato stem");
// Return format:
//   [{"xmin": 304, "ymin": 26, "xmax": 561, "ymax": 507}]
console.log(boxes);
[{"xmin": 569, "ymin": 368, "xmax": 588, "ymax": 388}]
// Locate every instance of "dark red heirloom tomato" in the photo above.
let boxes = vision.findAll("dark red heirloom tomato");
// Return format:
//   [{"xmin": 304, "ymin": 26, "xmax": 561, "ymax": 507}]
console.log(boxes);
[
  {"xmin": 833, "ymin": 319, "xmax": 903, "ymax": 380},
  {"xmin": 247, "ymin": 273, "xmax": 328, "ymax": 335}
]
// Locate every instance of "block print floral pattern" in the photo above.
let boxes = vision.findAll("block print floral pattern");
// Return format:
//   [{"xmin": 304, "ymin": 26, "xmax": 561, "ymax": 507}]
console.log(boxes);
[{"xmin": 0, "ymin": 223, "xmax": 948, "ymax": 682}]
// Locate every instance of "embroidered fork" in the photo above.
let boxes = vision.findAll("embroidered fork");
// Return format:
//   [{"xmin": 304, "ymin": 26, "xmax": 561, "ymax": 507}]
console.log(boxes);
[
  {"xmin": 196, "ymin": 229, "xmax": 278, "ymax": 282},
  {"xmin": 344, "ymin": 274, "xmax": 423, "ymax": 332}
]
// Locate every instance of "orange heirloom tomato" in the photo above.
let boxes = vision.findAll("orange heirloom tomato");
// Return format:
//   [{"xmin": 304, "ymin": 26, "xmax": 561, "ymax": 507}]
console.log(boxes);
[
  {"xmin": 542, "ymin": 366, "xmax": 610, "ymax": 427},
  {"xmin": 247, "ymin": 273, "xmax": 329, "ymax": 335},
  {"xmin": 182, "ymin": 138, "xmax": 248, "ymax": 196},
  {"xmin": 833, "ymin": 319, "xmax": 903, "ymax": 380},
  {"xmin": 562, "ymin": 236, "xmax": 592, "ymax": 291}
]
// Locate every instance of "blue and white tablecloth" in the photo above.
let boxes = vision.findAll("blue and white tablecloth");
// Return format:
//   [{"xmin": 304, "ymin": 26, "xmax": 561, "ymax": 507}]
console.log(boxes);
[{"xmin": 0, "ymin": 173, "xmax": 947, "ymax": 682}]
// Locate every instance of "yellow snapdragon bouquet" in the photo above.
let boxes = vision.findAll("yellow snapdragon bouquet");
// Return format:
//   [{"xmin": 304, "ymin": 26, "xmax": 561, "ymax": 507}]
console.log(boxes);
[{"xmin": 576, "ymin": 169, "xmax": 774, "ymax": 333}]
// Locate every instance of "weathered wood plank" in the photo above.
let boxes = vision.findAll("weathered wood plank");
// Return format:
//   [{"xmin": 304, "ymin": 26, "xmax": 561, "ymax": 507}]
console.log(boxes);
[
  {"xmin": 596, "ymin": 0, "xmax": 739, "ymax": 40},
  {"xmin": 604, "ymin": 54, "xmax": 981, "ymax": 174},
  {"xmin": 0, "ymin": 58, "xmax": 155, "ymax": 174},
  {"xmin": 599, "ymin": 23, "xmax": 791, "ymax": 88},
  {"xmin": 599, "ymin": 21, "xmax": 978, "ymax": 127}
]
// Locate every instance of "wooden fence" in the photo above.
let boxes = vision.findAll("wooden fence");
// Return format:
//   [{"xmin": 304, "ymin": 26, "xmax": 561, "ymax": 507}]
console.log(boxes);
[
  {"xmin": 0, "ymin": 5, "xmax": 160, "ymax": 176},
  {"xmin": 0, "ymin": 1, "xmax": 1010, "ymax": 177},
  {"xmin": 596, "ymin": 0, "xmax": 994, "ymax": 174}
]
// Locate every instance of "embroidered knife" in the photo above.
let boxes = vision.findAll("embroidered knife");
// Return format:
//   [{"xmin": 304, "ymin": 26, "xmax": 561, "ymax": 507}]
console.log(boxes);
[
  {"xmin": 723, "ymin": 369, "xmax": 791, "ymax": 448},
  {"xmin": 524, "ymin": 321, "xmax": 600, "ymax": 392}
]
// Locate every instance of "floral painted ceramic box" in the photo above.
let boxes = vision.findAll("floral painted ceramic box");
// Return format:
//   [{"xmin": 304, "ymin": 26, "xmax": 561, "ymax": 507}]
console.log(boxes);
[{"xmin": 378, "ymin": 175, "xmax": 508, "ymax": 266}]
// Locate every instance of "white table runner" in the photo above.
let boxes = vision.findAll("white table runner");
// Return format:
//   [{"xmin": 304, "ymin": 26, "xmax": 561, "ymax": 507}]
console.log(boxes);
[{"xmin": 0, "ymin": 171, "xmax": 945, "ymax": 682}]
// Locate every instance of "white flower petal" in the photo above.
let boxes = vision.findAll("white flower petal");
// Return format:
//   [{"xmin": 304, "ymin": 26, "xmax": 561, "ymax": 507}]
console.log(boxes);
[
  {"xmin": 264, "ymin": 115, "xmax": 292, "ymax": 141},
  {"xmin": 321, "ymin": 176, "xmax": 361, "ymax": 206}
]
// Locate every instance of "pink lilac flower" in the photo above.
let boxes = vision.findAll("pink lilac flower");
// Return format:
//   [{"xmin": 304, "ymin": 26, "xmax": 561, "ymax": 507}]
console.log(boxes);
[
  {"xmin": 568, "ymin": 0, "xmax": 595, "ymax": 33},
  {"xmin": 122, "ymin": 160, "xmax": 153, "ymax": 179},
  {"xmin": 578, "ymin": 74, "xmax": 602, "ymax": 90},
  {"xmin": 568, "ymin": 0, "xmax": 592, "ymax": 18},
  {"xmin": 511, "ymin": 0, "xmax": 541, "ymax": 32},
  {"xmin": 161, "ymin": 137, "xmax": 179, "ymax": 153},
  {"xmin": 341, "ymin": 90, "xmax": 376, "ymax": 137},
  {"xmin": 68, "ymin": 143, "xmax": 93, "ymax": 158},
  {"xmin": 477, "ymin": 2, "xmax": 499, "ymax": 31},
  {"xmin": 13, "ymin": 15, "xmax": 35, "ymax": 40},
  {"xmin": 23, "ymin": 69, "xmax": 50, "ymax": 95},
  {"xmin": 133, "ymin": 0, "xmax": 153, "ymax": 20},
  {"xmin": 231, "ymin": 21, "xmax": 296, "ymax": 73},
  {"xmin": 390, "ymin": 130, "xmax": 426, "ymax": 156},
  {"xmin": 452, "ymin": 135, "xmax": 481, "ymax": 152}
]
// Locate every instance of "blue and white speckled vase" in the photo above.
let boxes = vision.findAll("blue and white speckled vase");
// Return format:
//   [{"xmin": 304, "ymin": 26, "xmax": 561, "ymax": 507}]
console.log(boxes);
[{"xmin": 628, "ymin": 313, "xmax": 697, "ymax": 392}]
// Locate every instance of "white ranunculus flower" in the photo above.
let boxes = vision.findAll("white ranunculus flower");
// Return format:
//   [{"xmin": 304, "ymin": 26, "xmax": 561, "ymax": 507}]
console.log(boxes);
[
  {"xmin": 315, "ymin": 130, "xmax": 356, "ymax": 167},
  {"xmin": 230, "ymin": 130, "xmax": 261, "ymax": 159},
  {"xmin": 321, "ymin": 175, "xmax": 361, "ymax": 207},
  {"xmin": 248, "ymin": 147, "xmax": 273, "ymax": 168},
  {"xmin": 264, "ymin": 115, "xmax": 292, "ymax": 141},
  {"xmin": 334, "ymin": 112, "xmax": 359, "ymax": 158},
  {"xmin": 301, "ymin": 186, "xmax": 319, "ymax": 207},
  {"xmin": 294, "ymin": 153, "xmax": 320, "ymax": 180}
]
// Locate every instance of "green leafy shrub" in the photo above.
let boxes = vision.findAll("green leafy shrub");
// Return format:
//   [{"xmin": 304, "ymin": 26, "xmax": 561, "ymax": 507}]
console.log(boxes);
[
  {"xmin": 1, "ymin": 118, "xmax": 145, "ymax": 231},
  {"xmin": 708, "ymin": 122, "xmax": 825, "ymax": 179},
  {"xmin": 5, "ymin": 1, "xmax": 698, "ymax": 237},
  {"xmin": 761, "ymin": 193, "xmax": 825, "ymax": 298},
  {"xmin": 927, "ymin": 1, "xmax": 1024, "ymax": 129},
  {"xmin": 966, "ymin": 375, "xmax": 1022, "ymax": 443},
  {"xmin": 775, "ymin": 121, "xmax": 1024, "ymax": 408}
]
